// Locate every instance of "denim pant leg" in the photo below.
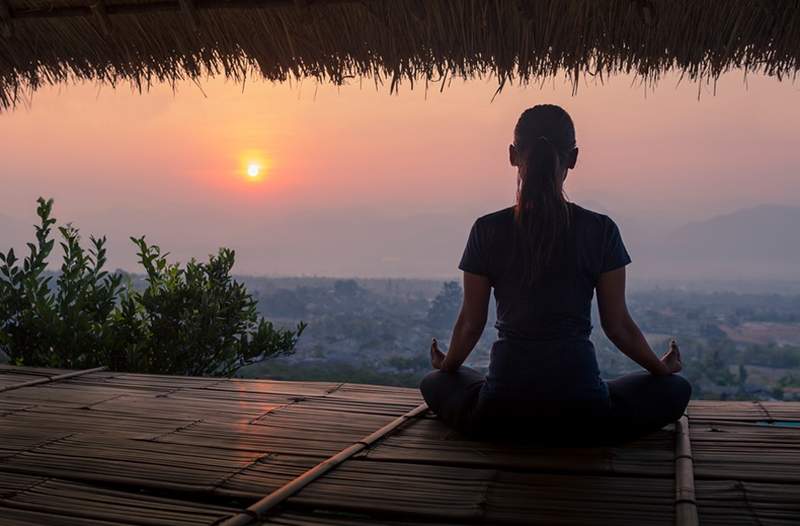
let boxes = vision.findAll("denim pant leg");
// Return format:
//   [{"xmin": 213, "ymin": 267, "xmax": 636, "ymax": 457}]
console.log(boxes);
[{"xmin": 419, "ymin": 366, "xmax": 486, "ymax": 435}]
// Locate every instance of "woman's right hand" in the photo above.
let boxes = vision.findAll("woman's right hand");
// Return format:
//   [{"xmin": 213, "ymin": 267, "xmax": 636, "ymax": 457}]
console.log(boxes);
[{"xmin": 660, "ymin": 340, "xmax": 683, "ymax": 374}]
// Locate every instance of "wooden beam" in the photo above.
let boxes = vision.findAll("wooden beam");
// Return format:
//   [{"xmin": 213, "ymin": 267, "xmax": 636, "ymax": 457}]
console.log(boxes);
[
  {"xmin": 216, "ymin": 402, "xmax": 429, "ymax": 526},
  {"xmin": 90, "ymin": 0, "xmax": 112, "ymax": 36},
  {"xmin": 674, "ymin": 414, "xmax": 699, "ymax": 526},
  {"xmin": 0, "ymin": 0, "xmax": 359, "ymax": 21},
  {"xmin": 178, "ymin": 0, "xmax": 199, "ymax": 32},
  {"xmin": 0, "ymin": 0, "xmax": 12, "ymax": 39}
]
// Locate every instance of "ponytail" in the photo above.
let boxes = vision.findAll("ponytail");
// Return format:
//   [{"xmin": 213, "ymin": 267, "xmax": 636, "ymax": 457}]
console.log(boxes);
[{"xmin": 514, "ymin": 135, "xmax": 571, "ymax": 285}]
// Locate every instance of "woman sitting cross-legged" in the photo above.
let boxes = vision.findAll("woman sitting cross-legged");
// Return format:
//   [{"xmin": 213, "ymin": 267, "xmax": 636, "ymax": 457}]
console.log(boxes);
[{"xmin": 420, "ymin": 104, "xmax": 691, "ymax": 445}]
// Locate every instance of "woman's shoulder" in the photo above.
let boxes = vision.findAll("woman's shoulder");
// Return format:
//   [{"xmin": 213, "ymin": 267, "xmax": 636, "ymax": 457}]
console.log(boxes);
[
  {"xmin": 475, "ymin": 206, "xmax": 515, "ymax": 227},
  {"xmin": 569, "ymin": 203, "xmax": 619, "ymax": 229}
]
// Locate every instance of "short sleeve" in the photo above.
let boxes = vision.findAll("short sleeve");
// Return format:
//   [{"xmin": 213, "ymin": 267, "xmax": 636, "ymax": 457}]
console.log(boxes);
[
  {"xmin": 599, "ymin": 217, "xmax": 632, "ymax": 273},
  {"xmin": 458, "ymin": 219, "xmax": 490, "ymax": 277}
]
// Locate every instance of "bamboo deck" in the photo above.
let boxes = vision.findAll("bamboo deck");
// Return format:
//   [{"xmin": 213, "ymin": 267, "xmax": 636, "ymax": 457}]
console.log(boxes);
[{"xmin": 0, "ymin": 365, "xmax": 797, "ymax": 525}]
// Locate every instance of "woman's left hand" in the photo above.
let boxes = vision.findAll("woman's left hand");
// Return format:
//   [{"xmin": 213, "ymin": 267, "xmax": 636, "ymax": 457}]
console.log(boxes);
[
  {"xmin": 430, "ymin": 338, "xmax": 446, "ymax": 369},
  {"xmin": 660, "ymin": 339, "xmax": 683, "ymax": 374}
]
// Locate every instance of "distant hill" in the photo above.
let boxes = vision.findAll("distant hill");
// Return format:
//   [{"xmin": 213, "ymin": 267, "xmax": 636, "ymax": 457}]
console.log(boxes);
[
  {"xmin": 669, "ymin": 204, "xmax": 800, "ymax": 259},
  {"xmin": 3, "ymin": 203, "xmax": 800, "ymax": 282},
  {"xmin": 635, "ymin": 205, "xmax": 800, "ymax": 280}
]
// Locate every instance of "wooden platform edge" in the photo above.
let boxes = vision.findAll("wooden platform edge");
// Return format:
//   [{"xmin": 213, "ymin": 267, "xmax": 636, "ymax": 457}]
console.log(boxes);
[
  {"xmin": 675, "ymin": 414, "xmax": 699, "ymax": 526},
  {"xmin": 214, "ymin": 402, "xmax": 429, "ymax": 526},
  {"xmin": 0, "ymin": 366, "xmax": 108, "ymax": 393}
]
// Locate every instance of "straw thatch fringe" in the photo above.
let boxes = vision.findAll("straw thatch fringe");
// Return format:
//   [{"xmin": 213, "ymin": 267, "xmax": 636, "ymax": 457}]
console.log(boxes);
[{"xmin": 1, "ymin": 0, "xmax": 800, "ymax": 108}]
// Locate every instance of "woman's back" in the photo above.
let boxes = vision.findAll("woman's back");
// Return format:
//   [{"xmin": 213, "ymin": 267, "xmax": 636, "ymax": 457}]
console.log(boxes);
[{"xmin": 459, "ymin": 203, "xmax": 630, "ymax": 342}]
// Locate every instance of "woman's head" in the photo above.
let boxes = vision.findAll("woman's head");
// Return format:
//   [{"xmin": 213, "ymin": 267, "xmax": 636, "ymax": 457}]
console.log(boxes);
[
  {"xmin": 510, "ymin": 105, "xmax": 578, "ymax": 285},
  {"xmin": 510, "ymin": 104, "xmax": 578, "ymax": 188}
]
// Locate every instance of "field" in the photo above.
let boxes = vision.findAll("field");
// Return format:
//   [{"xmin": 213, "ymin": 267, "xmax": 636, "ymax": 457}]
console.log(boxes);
[{"xmin": 721, "ymin": 322, "xmax": 800, "ymax": 347}]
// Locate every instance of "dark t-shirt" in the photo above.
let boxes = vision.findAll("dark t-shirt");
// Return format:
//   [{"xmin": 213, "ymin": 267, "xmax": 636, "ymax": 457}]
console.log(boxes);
[
  {"xmin": 459, "ymin": 203, "xmax": 631, "ymax": 341},
  {"xmin": 459, "ymin": 203, "xmax": 631, "ymax": 402}
]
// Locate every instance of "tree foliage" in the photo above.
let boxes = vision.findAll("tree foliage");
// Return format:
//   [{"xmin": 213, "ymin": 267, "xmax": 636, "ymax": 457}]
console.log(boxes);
[
  {"xmin": 0, "ymin": 198, "xmax": 304, "ymax": 376},
  {"xmin": 427, "ymin": 280, "xmax": 463, "ymax": 330}
]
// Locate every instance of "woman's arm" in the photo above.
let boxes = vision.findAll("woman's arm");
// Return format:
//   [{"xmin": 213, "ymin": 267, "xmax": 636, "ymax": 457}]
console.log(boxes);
[
  {"xmin": 596, "ymin": 267, "xmax": 681, "ymax": 375},
  {"xmin": 431, "ymin": 271, "xmax": 491, "ymax": 372}
]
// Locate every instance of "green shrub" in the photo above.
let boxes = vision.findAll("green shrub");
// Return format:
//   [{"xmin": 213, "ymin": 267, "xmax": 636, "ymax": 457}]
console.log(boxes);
[{"xmin": 0, "ymin": 198, "xmax": 305, "ymax": 376}]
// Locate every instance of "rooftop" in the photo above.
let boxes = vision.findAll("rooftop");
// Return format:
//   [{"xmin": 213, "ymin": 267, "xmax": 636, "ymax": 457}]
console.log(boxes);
[
  {"xmin": 0, "ymin": 364, "xmax": 798, "ymax": 525},
  {"xmin": 3, "ymin": 0, "xmax": 800, "ymax": 109}
]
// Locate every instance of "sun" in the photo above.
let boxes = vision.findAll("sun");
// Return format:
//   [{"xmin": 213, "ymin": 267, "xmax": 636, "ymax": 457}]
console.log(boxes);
[
  {"xmin": 247, "ymin": 163, "xmax": 261, "ymax": 178},
  {"xmin": 239, "ymin": 151, "xmax": 271, "ymax": 183}
]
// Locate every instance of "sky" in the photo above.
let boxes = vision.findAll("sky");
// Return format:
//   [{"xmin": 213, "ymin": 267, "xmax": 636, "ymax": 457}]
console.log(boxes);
[{"xmin": 1, "ymin": 71, "xmax": 800, "ymax": 278}]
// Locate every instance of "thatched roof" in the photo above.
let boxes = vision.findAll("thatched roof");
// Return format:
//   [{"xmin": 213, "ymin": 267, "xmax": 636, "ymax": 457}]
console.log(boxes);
[{"xmin": 1, "ymin": 0, "xmax": 799, "ymax": 108}]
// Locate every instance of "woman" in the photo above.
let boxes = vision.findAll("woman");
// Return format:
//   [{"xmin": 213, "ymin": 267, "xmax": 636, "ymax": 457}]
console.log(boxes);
[{"xmin": 420, "ymin": 105, "xmax": 690, "ymax": 445}]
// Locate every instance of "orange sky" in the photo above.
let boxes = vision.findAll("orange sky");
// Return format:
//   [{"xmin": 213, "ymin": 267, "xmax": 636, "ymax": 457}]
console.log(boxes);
[{"xmin": 1, "ymin": 71, "xmax": 799, "ymax": 277}]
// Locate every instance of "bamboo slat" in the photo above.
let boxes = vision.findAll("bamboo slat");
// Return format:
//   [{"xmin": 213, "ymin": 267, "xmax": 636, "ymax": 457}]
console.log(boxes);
[
  {"xmin": 688, "ymin": 401, "xmax": 800, "ymax": 526},
  {"xmin": 690, "ymin": 422, "xmax": 800, "ymax": 483},
  {"xmin": 217, "ymin": 403, "xmax": 429, "ymax": 526},
  {"xmin": 0, "ymin": 471, "xmax": 236, "ymax": 525},
  {"xmin": 674, "ymin": 416, "xmax": 698, "ymax": 526},
  {"xmin": 0, "ymin": 366, "xmax": 107, "ymax": 393},
  {"xmin": 1, "ymin": 366, "xmax": 798, "ymax": 526},
  {"xmin": 259, "ymin": 511, "xmax": 439, "ymax": 525},
  {"xmin": 688, "ymin": 400, "xmax": 800, "ymax": 422},
  {"xmin": 286, "ymin": 461, "xmax": 675, "ymax": 525},
  {"xmin": 695, "ymin": 479, "xmax": 800, "ymax": 526},
  {"xmin": 0, "ymin": 365, "xmax": 75, "ymax": 376},
  {"xmin": 355, "ymin": 417, "xmax": 675, "ymax": 477},
  {"xmin": 0, "ymin": 371, "xmax": 49, "ymax": 389}
]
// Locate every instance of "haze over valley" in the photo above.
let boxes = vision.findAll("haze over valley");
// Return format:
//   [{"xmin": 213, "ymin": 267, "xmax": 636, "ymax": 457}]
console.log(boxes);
[
  {"xmin": 3, "ymin": 70, "xmax": 800, "ymax": 403},
  {"xmin": 2, "ymin": 201, "xmax": 798, "ymax": 282}
]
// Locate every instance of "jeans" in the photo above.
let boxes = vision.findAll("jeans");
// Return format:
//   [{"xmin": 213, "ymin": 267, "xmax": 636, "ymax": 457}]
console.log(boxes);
[{"xmin": 419, "ymin": 365, "xmax": 692, "ymax": 445}]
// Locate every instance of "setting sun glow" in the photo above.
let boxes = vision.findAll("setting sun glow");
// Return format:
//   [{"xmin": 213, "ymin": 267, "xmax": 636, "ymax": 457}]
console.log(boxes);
[{"xmin": 240, "ymin": 153, "xmax": 270, "ymax": 183}]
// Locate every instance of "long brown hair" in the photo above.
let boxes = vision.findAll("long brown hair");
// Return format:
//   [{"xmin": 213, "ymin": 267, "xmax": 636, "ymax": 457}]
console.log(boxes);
[{"xmin": 513, "ymin": 105, "xmax": 576, "ymax": 285}]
